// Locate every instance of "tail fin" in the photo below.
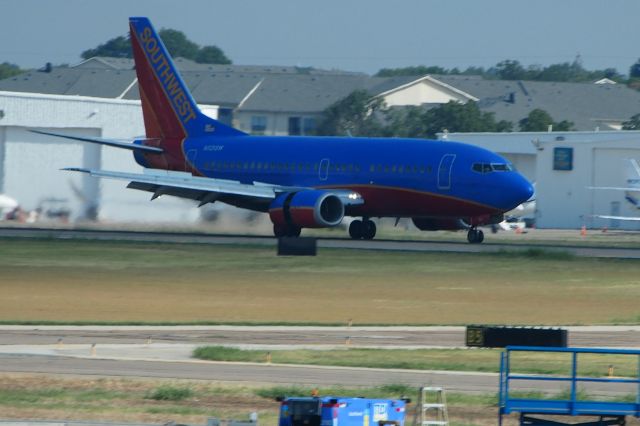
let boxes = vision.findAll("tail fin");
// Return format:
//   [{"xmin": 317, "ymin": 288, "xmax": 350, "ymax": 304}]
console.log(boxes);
[{"xmin": 129, "ymin": 17, "xmax": 245, "ymax": 139}]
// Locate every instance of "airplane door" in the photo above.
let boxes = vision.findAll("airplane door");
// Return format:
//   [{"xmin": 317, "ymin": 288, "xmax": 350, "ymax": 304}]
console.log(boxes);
[
  {"xmin": 186, "ymin": 149, "xmax": 197, "ymax": 172},
  {"xmin": 319, "ymin": 158, "xmax": 329, "ymax": 181},
  {"xmin": 437, "ymin": 154, "xmax": 456, "ymax": 190}
]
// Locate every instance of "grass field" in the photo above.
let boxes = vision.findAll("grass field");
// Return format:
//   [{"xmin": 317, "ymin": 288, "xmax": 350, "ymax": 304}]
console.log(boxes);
[
  {"xmin": 1, "ymin": 374, "xmax": 635, "ymax": 426},
  {"xmin": 1, "ymin": 238, "xmax": 640, "ymax": 324}
]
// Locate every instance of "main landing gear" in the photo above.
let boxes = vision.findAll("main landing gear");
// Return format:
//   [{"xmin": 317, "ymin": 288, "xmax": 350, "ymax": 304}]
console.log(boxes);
[
  {"xmin": 349, "ymin": 218, "xmax": 376, "ymax": 240},
  {"xmin": 467, "ymin": 228, "xmax": 484, "ymax": 244},
  {"xmin": 273, "ymin": 224, "xmax": 301, "ymax": 238}
]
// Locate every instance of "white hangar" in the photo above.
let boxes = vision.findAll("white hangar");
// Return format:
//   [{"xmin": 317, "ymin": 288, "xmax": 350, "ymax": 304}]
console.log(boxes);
[
  {"xmin": 440, "ymin": 130, "xmax": 640, "ymax": 230},
  {"xmin": 0, "ymin": 90, "xmax": 219, "ymax": 222}
]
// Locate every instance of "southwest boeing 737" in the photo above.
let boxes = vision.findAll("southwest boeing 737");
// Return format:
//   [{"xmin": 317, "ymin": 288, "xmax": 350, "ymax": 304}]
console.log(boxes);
[{"xmin": 34, "ymin": 17, "xmax": 533, "ymax": 243}]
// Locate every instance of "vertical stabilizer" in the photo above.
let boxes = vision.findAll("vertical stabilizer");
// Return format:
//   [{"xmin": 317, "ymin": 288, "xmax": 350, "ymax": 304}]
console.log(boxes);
[{"xmin": 129, "ymin": 17, "xmax": 245, "ymax": 139}]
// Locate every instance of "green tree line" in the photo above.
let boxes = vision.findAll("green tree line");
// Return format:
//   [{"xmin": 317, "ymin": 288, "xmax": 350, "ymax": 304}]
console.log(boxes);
[
  {"xmin": 377, "ymin": 57, "xmax": 640, "ymax": 86},
  {"xmin": 315, "ymin": 90, "xmax": 576, "ymax": 138}
]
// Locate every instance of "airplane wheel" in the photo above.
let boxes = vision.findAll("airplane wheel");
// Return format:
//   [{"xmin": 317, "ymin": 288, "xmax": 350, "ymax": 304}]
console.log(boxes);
[
  {"xmin": 467, "ymin": 229, "xmax": 484, "ymax": 244},
  {"xmin": 349, "ymin": 220, "xmax": 363, "ymax": 239},
  {"xmin": 362, "ymin": 220, "xmax": 376, "ymax": 240}
]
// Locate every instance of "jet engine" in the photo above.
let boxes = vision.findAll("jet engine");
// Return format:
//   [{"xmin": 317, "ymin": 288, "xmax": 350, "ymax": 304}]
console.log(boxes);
[{"xmin": 269, "ymin": 190, "xmax": 344, "ymax": 229}]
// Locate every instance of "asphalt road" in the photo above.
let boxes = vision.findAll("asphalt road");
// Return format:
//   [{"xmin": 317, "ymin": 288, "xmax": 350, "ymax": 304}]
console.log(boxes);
[
  {"xmin": 0, "ymin": 326, "xmax": 638, "ymax": 397},
  {"xmin": 2, "ymin": 226, "xmax": 640, "ymax": 258},
  {"xmin": 0, "ymin": 352, "xmax": 636, "ymax": 397},
  {"xmin": 1, "ymin": 326, "xmax": 639, "ymax": 348}
]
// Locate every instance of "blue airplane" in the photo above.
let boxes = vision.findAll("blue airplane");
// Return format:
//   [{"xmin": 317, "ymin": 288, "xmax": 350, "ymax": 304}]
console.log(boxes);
[{"xmin": 34, "ymin": 17, "xmax": 533, "ymax": 243}]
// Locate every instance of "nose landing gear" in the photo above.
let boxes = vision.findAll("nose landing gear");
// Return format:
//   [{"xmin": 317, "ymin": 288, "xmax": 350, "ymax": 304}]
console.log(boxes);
[
  {"xmin": 349, "ymin": 218, "xmax": 376, "ymax": 240},
  {"xmin": 467, "ymin": 228, "xmax": 484, "ymax": 244}
]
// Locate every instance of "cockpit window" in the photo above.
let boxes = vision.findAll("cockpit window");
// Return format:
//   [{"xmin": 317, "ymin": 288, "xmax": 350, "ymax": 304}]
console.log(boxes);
[
  {"xmin": 472, "ymin": 162, "xmax": 513, "ymax": 174},
  {"xmin": 491, "ymin": 163, "xmax": 513, "ymax": 172}
]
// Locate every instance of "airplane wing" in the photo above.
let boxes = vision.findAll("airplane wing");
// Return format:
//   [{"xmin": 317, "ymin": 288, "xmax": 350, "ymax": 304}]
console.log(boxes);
[
  {"xmin": 63, "ymin": 167, "xmax": 364, "ymax": 208},
  {"xmin": 588, "ymin": 186, "xmax": 639, "ymax": 191},
  {"xmin": 592, "ymin": 214, "xmax": 640, "ymax": 222}
]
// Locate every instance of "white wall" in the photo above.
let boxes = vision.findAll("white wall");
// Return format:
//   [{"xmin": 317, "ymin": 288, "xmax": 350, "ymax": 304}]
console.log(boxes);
[
  {"xmin": 0, "ymin": 91, "xmax": 214, "ymax": 223},
  {"xmin": 440, "ymin": 130, "xmax": 640, "ymax": 229},
  {"xmin": 383, "ymin": 79, "xmax": 469, "ymax": 107}
]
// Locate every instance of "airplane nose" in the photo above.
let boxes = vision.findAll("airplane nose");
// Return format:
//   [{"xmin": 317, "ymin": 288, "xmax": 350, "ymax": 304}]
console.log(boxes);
[{"xmin": 515, "ymin": 175, "xmax": 535, "ymax": 204}]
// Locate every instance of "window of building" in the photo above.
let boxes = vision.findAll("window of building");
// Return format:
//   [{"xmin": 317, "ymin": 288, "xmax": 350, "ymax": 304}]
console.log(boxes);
[
  {"xmin": 303, "ymin": 117, "xmax": 316, "ymax": 135},
  {"xmin": 251, "ymin": 116, "xmax": 267, "ymax": 134},
  {"xmin": 288, "ymin": 117, "xmax": 301, "ymax": 135}
]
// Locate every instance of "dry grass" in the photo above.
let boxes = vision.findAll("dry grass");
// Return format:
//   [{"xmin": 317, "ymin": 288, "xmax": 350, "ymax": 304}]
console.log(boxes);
[
  {"xmin": 0, "ymin": 239, "xmax": 639, "ymax": 324},
  {"xmin": 0, "ymin": 374, "xmax": 521, "ymax": 426}
]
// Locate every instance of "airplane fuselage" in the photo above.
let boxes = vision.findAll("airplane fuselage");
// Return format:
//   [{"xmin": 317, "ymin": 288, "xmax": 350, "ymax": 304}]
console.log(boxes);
[{"xmin": 135, "ymin": 135, "xmax": 532, "ymax": 220}]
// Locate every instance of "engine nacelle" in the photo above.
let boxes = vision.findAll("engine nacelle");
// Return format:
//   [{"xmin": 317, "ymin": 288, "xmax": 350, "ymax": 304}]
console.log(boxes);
[
  {"xmin": 412, "ymin": 217, "xmax": 469, "ymax": 231},
  {"xmin": 269, "ymin": 190, "xmax": 344, "ymax": 229}
]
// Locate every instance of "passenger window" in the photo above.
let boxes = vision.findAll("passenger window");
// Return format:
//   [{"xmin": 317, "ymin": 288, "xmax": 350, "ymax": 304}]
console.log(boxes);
[
  {"xmin": 355, "ymin": 165, "xmax": 360, "ymax": 173},
  {"xmin": 419, "ymin": 166, "xmax": 425, "ymax": 174},
  {"xmin": 398, "ymin": 165, "xmax": 404, "ymax": 173},
  {"xmin": 369, "ymin": 164, "xmax": 375, "ymax": 172}
]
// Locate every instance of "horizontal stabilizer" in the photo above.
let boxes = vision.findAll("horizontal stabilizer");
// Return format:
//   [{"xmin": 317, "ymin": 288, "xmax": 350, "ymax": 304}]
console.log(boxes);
[
  {"xmin": 592, "ymin": 214, "xmax": 640, "ymax": 222},
  {"xmin": 30, "ymin": 130, "xmax": 163, "ymax": 153}
]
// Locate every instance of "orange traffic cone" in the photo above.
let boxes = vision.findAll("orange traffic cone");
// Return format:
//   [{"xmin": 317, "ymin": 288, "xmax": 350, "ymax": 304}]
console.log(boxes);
[{"xmin": 580, "ymin": 225, "xmax": 587, "ymax": 237}]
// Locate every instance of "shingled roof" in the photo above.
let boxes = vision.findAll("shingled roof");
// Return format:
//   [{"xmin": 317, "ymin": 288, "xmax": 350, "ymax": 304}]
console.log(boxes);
[
  {"xmin": 435, "ymin": 75, "xmax": 640, "ymax": 130},
  {"xmin": 1, "ymin": 58, "xmax": 639, "ymax": 130}
]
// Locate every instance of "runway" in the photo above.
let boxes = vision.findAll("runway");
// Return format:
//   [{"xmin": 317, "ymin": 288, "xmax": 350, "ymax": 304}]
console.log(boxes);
[
  {"xmin": 2, "ymin": 226, "xmax": 640, "ymax": 258},
  {"xmin": 0, "ymin": 326, "xmax": 638, "ymax": 396},
  {"xmin": 1, "ymin": 325, "xmax": 639, "ymax": 348}
]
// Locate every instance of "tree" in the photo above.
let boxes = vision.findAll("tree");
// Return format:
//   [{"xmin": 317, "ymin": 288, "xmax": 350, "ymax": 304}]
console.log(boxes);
[
  {"xmin": 422, "ymin": 101, "xmax": 512, "ymax": 137},
  {"xmin": 386, "ymin": 101, "xmax": 512, "ymax": 139},
  {"xmin": 0, "ymin": 62, "xmax": 23, "ymax": 80},
  {"xmin": 81, "ymin": 36, "xmax": 131, "ymax": 59},
  {"xmin": 195, "ymin": 45, "xmax": 231, "ymax": 65},
  {"xmin": 376, "ymin": 65, "xmax": 449, "ymax": 77},
  {"xmin": 622, "ymin": 113, "xmax": 640, "ymax": 130},
  {"xmin": 519, "ymin": 108, "xmax": 573, "ymax": 131},
  {"xmin": 81, "ymin": 29, "xmax": 231, "ymax": 64},
  {"xmin": 630, "ymin": 59, "xmax": 640, "ymax": 79},
  {"xmin": 491, "ymin": 60, "xmax": 528, "ymax": 80},
  {"xmin": 315, "ymin": 90, "xmax": 387, "ymax": 137},
  {"xmin": 157, "ymin": 29, "xmax": 199, "ymax": 60}
]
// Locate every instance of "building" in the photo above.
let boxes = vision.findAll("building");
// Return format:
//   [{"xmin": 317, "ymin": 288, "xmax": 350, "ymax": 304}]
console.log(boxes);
[
  {"xmin": 2, "ymin": 57, "xmax": 640, "ymax": 136},
  {"xmin": 439, "ymin": 130, "xmax": 640, "ymax": 230},
  {"xmin": 0, "ymin": 90, "xmax": 218, "ymax": 222},
  {"xmin": 2, "ymin": 58, "xmax": 640, "ymax": 226}
]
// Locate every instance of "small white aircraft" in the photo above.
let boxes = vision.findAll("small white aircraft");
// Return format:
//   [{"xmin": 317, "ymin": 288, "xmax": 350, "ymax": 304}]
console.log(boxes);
[
  {"xmin": 0, "ymin": 194, "xmax": 19, "ymax": 220},
  {"xmin": 492, "ymin": 184, "xmax": 536, "ymax": 232},
  {"xmin": 589, "ymin": 159, "xmax": 640, "ymax": 222}
]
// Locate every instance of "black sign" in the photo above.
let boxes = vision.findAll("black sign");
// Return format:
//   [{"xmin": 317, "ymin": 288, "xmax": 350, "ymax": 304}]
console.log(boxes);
[{"xmin": 466, "ymin": 325, "xmax": 567, "ymax": 348}]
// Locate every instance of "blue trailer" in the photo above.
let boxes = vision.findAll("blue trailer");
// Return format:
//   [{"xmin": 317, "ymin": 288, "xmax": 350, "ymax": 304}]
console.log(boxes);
[{"xmin": 278, "ymin": 396, "xmax": 409, "ymax": 426}]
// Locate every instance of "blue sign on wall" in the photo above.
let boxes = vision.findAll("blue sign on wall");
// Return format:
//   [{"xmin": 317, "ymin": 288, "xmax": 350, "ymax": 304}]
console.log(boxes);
[{"xmin": 553, "ymin": 147, "xmax": 573, "ymax": 171}]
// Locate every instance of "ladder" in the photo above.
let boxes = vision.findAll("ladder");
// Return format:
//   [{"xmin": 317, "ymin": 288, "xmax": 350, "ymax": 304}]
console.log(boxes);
[{"xmin": 413, "ymin": 386, "xmax": 449, "ymax": 426}]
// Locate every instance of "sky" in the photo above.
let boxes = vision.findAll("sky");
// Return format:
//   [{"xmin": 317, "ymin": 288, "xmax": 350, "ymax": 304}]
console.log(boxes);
[{"xmin": 1, "ymin": 0, "xmax": 639, "ymax": 76}]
